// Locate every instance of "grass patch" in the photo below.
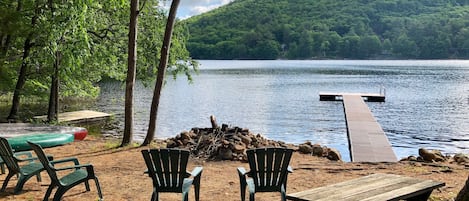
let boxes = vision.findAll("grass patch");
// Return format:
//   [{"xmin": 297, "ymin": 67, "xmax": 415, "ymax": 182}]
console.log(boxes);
[{"xmin": 104, "ymin": 141, "xmax": 121, "ymax": 149}]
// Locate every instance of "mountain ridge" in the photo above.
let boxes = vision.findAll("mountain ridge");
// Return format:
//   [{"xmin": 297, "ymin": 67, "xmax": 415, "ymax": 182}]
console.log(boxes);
[{"xmin": 184, "ymin": 0, "xmax": 469, "ymax": 59}]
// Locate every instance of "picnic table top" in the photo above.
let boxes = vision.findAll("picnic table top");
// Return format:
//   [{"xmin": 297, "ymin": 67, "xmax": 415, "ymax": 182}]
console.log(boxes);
[{"xmin": 286, "ymin": 173, "xmax": 445, "ymax": 201}]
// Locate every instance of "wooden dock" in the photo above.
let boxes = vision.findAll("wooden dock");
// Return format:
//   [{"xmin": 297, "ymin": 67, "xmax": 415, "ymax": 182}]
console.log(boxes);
[
  {"xmin": 342, "ymin": 95, "xmax": 397, "ymax": 162},
  {"xmin": 33, "ymin": 110, "xmax": 112, "ymax": 124},
  {"xmin": 320, "ymin": 92, "xmax": 385, "ymax": 102}
]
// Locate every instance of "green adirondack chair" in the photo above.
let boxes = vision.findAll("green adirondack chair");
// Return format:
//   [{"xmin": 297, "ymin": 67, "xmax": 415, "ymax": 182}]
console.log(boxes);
[
  {"xmin": 0, "ymin": 149, "xmax": 34, "ymax": 174},
  {"xmin": 237, "ymin": 147, "xmax": 293, "ymax": 201},
  {"xmin": 0, "ymin": 137, "xmax": 51, "ymax": 194},
  {"xmin": 141, "ymin": 149, "xmax": 203, "ymax": 201},
  {"xmin": 27, "ymin": 141, "xmax": 103, "ymax": 201}
]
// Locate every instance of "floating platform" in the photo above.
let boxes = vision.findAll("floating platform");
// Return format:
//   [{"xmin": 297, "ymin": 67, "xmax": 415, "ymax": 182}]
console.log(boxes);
[
  {"xmin": 319, "ymin": 92, "xmax": 385, "ymax": 102},
  {"xmin": 33, "ymin": 110, "xmax": 112, "ymax": 124}
]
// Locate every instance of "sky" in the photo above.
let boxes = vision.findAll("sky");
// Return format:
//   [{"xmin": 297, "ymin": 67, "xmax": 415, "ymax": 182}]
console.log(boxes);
[{"xmin": 161, "ymin": 0, "xmax": 233, "ymax": 19}]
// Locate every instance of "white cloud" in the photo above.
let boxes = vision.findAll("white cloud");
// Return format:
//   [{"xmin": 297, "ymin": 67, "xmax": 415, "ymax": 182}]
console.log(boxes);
[{"xmin": 177, "ymin": 0, "xmax": 234, "ymax": 19}]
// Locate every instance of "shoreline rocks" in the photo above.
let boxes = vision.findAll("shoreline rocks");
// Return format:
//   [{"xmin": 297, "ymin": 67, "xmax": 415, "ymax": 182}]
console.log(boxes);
[
  {"xmin": 400, "ymin": 148, "xmax": 469, "ymax": 167},
  {"xmin": 151, "ymin": 118, "xmax": 467, "ymax": 166},
  {"xmin": 159, "ymin": 123, "xmax": 342, "ymax": 162}
]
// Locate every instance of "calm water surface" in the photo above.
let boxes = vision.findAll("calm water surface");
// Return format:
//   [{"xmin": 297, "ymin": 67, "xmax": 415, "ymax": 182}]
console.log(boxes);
[{"xmin": 96, "ymin": 60, "xmax": 469, "ymax": 161}]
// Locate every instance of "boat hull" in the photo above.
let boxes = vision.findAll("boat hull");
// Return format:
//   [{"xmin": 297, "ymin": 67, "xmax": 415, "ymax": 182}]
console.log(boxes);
[
  {"xmin": 7, "ymin": 133, "xmax": 75, "ymax": 151},
  {"xmin": 0, "ymin": 123, "xmax": 88, "ymax": 140}
]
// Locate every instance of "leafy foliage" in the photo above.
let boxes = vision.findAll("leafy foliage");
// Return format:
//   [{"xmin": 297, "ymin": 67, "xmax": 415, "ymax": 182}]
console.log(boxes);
[
  {"xmin": 0, "ymin": 0, "xmax": 196, "ymax": 118},
  {"xmin": 185, "ymin": 0, "xmax": 469, "ymax": 59}
]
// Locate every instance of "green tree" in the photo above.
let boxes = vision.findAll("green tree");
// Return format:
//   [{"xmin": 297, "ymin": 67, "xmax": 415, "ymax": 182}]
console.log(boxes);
[
  {"xmin": 252, "ymin": 40, "xmax": 280, "ymax": 59},
  {"xmin": 122, "ymin": 0, "xmax": 139, "ymax": 146},
  {"xmin": 144, "ymin": 0, "xmax": 180, "ymax": 146},
  {"xmin": 392, "ymin": 33, "xmax": 419, "ymax": 58},
  {"xmin": 296, "ymin": 30, "xmax": 314, "ymax": 59},
  {"xmin": 382, "ymin": 38, "xmax": 393, "ymax": 55},
  {"xmin": 455, "ymin": 28, "xmax": 469, "ymax": 57},
  {"xmin": 5, "ymin": 0, "xmax": 41, "ymax": 121},
  {"xmin": 339, "ymin": 35, "xmax": 361, "ymax": 58},
  {"xmin": 358, "ymin": 35, "xmax": 382, "ymax": 58},
  {"xmin": 1, "ymin": 0, "xmax": 196, "ymax": 127}
]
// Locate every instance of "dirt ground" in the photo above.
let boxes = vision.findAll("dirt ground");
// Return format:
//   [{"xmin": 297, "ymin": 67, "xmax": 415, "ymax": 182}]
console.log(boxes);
[{"xmin": 0, "ymin": 136, "xmax": 467, "ymax": 201}]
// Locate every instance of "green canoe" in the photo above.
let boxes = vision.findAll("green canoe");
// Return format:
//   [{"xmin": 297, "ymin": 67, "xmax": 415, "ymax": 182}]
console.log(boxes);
[{"xmin": 6, "ymin": 133, "xmax": 74, "ymax": 151}]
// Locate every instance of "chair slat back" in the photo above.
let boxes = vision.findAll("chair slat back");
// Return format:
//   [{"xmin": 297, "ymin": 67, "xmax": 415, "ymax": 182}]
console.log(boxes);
[
  {"xmin": 142, "ymin": 149, "xmax": 190, "ymax": 192},
  {"xmin": 0, "ymin": 137, "xmax": 20, "ymax": 172},
  {"xmin": 27, "ymin": 142, "xmax": 59, "ymax": 183},
  {"xmin": 247, "ymin": 148, "xmax": 293, "ymax": 192}
]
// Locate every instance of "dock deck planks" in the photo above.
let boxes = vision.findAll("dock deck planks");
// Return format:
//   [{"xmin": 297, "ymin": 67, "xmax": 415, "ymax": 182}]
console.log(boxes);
[
  {"xmin": 33, "ymin": 110, "xmax": 112, "ymax": 123},
  {"xmin": 342, "ymin": 95, "xmax": 397, "ymax": 162}
]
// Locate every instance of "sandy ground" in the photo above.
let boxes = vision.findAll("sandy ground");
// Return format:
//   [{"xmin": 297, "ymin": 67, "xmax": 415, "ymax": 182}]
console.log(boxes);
[{"xmin": 0, "ymin": 136, "xmax": 467, "ymax": 201}]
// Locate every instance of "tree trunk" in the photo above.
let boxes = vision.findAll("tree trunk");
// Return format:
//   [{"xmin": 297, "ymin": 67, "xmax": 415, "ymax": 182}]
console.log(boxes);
[
  {"xmin": 142, "ymin": 0, "xmax": 180, "ymax": 146},
  {"xmin": 456, "ymin": 175, "xmax": 469, "ymax": 201},
  {"xmin": 7, "ymin": 37, "xmax": 32, "ymax": 121},
  {"xmin": 47, "ymin": 51, "xmax": 60, "ymax": 122},
  {"xmin": 121, "ymin": 0, "xmax": 139, "ymax": 146},
  {"xmin": 1, "ymin": 35, "xmax": 11, "ymax": 57},
  {"xmin": 7, "ymin": 1, "xmax": 40, "ymax": 121}
]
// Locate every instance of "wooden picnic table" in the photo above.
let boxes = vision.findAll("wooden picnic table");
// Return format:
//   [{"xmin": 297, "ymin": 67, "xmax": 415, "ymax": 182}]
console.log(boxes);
[{"xmin": 286, "ymin": 173, "xmax": 445, "ymax": 201}]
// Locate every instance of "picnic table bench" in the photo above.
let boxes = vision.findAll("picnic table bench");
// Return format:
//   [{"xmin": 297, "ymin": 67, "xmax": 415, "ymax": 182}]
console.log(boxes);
[{"xmin": 286, "ymin": 173, "xmax": 445, "ymax": 201}]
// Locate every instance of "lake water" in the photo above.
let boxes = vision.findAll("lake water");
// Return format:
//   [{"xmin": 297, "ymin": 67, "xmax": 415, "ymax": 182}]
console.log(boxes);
[{"xmin": 96, "ymin": 60, "xmax": 469, "ymax": 161}]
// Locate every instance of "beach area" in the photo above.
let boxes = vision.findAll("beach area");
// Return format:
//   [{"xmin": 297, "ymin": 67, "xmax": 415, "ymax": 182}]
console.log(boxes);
[{"xmin": 0, "ymin": 135, "xmax": 467, "ymax": 201}]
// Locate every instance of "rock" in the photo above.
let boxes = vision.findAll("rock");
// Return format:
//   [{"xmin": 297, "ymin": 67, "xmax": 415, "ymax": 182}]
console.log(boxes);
[
  {"xmin": 298, "ymin": 143, "xmax": 313, "ymax": 154},
  {"xmin": 166, "ymin": 140, "xmax": 178, "ymax": 148},
  {"xmin": 218, "ymin": 145, "xmax": 233, "ymax": 160},
  {"xmin": 182, "ymin": 138, "xmax": 193, "ymax": 146},
  {"xmin": 419, "ymin": 148, "xmax": 446, "ymax": 162},
  {"xmin": 180, "ymin": 131, "xmax": 191, "ymax": 140},
  {"xmin": 237, "ymin": 134, "xmax": 252, "ymax": 145},
  {"xmin": 326, "ymin": 148, "xmax": 342, "ymax": 161},
  {"xmin": 454, "ymin": 153, "xmax": 469, "ymax": 164},
  {"xmin": 405, "ymin": 156, "xmax": 418, "ymax": 161},
  {"xmin": 233, "ymin": 143, "xmax": 246, "ymax": 154},
  {"xmin": 312, "ymin": 144, "xmax": 324, "ymax": 157}
]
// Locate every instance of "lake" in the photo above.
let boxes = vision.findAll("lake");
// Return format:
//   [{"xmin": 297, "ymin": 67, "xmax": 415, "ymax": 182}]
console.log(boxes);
[{"xmin": 96, "ymin": 60, "xmax": 469, "ymax": 161}]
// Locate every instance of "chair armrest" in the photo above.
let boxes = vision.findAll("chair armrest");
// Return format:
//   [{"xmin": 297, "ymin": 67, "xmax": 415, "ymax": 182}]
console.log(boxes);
[
  {"xmin": 14, "ymin": 151, "xmax": 33, "ymax": 158},
  {"xmin": 16, "ymin": 153, "xmax": 54, "ymax": 162},
  {"xmin": 50, "ymin": 157, "xmax": 80, "ymax": 166},
  {"xmin": 190, "ymin": 166, "xmax": 203, "ymax": 178},
  {"xmin": 237, "ymin": 167, "xmax": 247, "ymax": 176},
  {"xmin": 54, "ymin": 163, "xmax": 92, "ymax": 171},
  {"xmin": 237, "ymin": 167, "xmax": 249, "ymax": 185},
  {"xmin": 288, "ymin": 165, "xmax": 293, "ymax": 173},
  {"xmin": 14, "ymin": 151, "xmax": 35, "ymax": 162}
]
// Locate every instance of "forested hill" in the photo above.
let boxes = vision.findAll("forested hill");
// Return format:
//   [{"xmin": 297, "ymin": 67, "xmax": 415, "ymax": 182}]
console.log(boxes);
[{"xmin": 184, "ymin": 0, "xmax": 469, "ymax": 60}]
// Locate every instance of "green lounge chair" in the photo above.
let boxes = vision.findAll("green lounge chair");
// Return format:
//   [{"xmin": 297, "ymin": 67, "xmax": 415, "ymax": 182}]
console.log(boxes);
[
  {"xmin": 0, "ymin": 137, "xmax": 51, "ymax": 194},
  {"xmin": 237, "ymin": 147, "xmax": 293, "ymax": 201},
  {"xmin": 27, "ymin": 141, "xmax": 103, "ymax": 201},
  {"xmin": 0, "ymin": 150, "xmax": 34, "ymax": 174},
  {"xmin": 141, "ymin": 149, "xmax": 203, "ymax": 201}
]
